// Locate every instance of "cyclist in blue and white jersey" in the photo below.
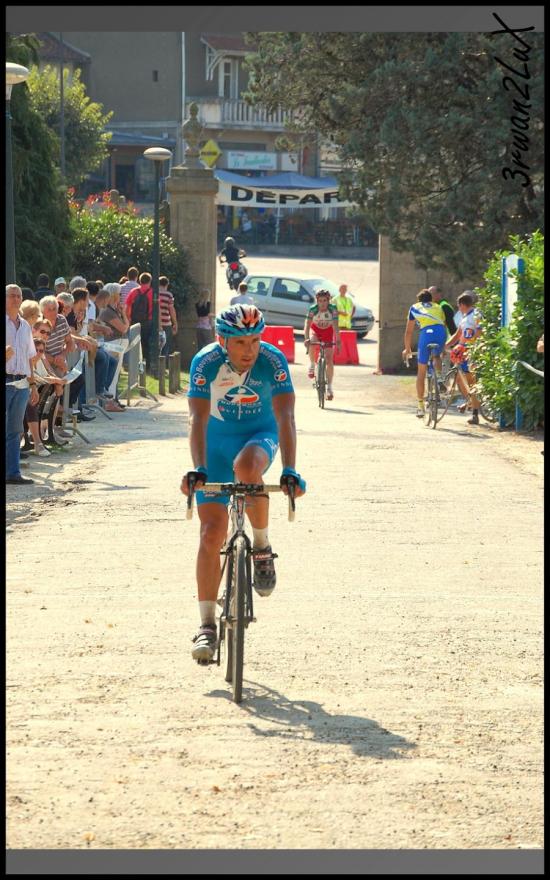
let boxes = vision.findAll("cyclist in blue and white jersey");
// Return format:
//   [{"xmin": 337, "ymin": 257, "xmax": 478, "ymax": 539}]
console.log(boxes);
[
  {"xmin": 402, "ymin": 289, "xmax": 447, "ymax": 418},
  {"xmin": 180, "ymin": 304, "xmax": 306, "ymax": 663}
]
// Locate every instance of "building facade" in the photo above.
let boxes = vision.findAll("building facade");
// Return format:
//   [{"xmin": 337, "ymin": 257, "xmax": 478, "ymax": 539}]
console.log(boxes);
[{"xmin": 35, "ymin": 31, "xmax": 376, "ymax": 255}]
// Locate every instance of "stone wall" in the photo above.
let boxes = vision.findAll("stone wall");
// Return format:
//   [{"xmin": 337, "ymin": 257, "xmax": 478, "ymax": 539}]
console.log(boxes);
[
  {"xmin": 377, "ymin": 235, "xmax": 479, "ymax": 373},
  {"xmin": 166, "ymin": 166, "xmax": 219, "ymax": 367}
]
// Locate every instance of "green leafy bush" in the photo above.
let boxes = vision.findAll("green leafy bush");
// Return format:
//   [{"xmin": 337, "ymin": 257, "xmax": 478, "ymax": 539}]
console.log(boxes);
[
  {"xmin": 69, "ymin": 194, "xmax": 197, "ymax": 309},
  {"xmin": 472, "ymin": 230, "xmax": 544, "ymax": 430}
]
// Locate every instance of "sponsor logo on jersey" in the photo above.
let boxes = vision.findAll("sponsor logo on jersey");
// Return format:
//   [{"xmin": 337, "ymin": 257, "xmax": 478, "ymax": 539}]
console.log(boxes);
[
  {"xmin": 274, "ymin": 369, "xmax": 287, "ymax": 382},
  {"xmin": 463, "ymin": 327, "xmax": 476, "ymax": 339},
  {"xmin": 222, "ymin": 385, "xmax": 260, "ymax": 405},
  {"xmin": 193, "ymin": 373, "xmax": 206, "ymax": 386}
]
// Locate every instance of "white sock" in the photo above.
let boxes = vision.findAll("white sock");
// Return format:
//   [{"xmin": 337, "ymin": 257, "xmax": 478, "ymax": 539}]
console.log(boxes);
[
  {"xmin": 199, "ymin": 600, "xmax": 217, "ymax": 627},
  {"xmin": 252, "ymin": 526, "xmax": 269, "ymax": 549}
]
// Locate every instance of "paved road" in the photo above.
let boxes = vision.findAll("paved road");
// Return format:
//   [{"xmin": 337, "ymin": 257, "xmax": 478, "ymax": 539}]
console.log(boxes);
[{"xmin": 6, "ymin": 325, "xmax": 543, "ymax": 849}]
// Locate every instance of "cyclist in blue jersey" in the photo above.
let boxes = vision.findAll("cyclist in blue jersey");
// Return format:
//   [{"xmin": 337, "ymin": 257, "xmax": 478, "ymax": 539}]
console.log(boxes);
[
  {"xmin": 180, "ymin": 304, "xmax": 306, "ymax": 663},
  {"xmin": 403, "ymin": 289, "xmax": 447, "ymax": 418}
]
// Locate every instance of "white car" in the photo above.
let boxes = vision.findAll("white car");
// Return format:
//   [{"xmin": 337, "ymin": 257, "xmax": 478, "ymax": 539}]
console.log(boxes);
[{"xmin": 243, "ymin": 274, "xmax": 375, "ymax": 338}]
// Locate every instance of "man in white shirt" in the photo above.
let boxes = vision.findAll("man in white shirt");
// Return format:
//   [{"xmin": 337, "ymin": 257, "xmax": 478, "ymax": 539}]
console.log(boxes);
[
  {"xmin": 230, "ymin": 282, "xmax": 254, "ymax": 306},
  {"xmin": 5, "ymin": 285, "xmax": 39, "ymax": 484}
]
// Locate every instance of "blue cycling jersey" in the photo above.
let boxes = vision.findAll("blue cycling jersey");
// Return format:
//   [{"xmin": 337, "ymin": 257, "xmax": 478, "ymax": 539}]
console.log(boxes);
[{"xmin": 187, "ymin": 341, "xmax": 294, "ymax": 434}]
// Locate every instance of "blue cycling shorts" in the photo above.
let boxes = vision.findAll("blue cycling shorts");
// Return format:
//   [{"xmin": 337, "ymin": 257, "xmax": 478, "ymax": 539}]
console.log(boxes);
[
  {"xmin": 196, "ymin": 424, "xmax": 279, "ymax": 507},
  {"xmin": 418, "ymin": 324, "xmax": 447, "ymax": 365}
]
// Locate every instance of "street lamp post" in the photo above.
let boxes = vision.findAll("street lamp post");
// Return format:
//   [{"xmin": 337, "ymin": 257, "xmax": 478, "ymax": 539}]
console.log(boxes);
[
  {"xmin": 143, "ymin": 146, "xmax": 172, "ymax": 378},
  {"xmin": 59, "ymin": 33, "xmax": 66, "ymax": 180},
  {"xmin": 6, "ymin": 62, "xmax": 29, "ymax": 283}
]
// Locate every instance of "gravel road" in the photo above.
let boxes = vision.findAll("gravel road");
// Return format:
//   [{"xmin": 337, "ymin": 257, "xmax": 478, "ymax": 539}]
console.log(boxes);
[{"xmin": 6, "ymin": 339, "xmax": 543, "ymax": 850}]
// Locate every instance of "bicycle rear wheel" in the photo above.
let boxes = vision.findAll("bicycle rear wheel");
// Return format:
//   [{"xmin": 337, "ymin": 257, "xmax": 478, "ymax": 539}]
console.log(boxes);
[
  {"xmin": 316, "ymin": 357, "xmax": 326, "ymax": 409},
  {"xmin": 229, "ymin": 536, "xmax": 246, "ymax": 703},
  {"xmin": 436, "ymin": 368, "xmax": 459, "ymax": 422},
  {"xmin": 424, "ymin": 371, "xmax": 438, "ymax": 427},
  {"xmin": 479, "ymin": 399, "xmax": 498, "ymax": 423}
]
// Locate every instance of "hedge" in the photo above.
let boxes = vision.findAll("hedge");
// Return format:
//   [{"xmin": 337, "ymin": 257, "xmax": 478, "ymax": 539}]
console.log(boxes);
[{"xmin": 472, "ymin": 230, "xmax": 544, "ymax": 430}]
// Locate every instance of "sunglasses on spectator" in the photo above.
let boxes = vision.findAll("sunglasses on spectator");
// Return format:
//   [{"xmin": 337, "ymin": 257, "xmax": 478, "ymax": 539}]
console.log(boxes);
[{"xmin": 38, "ymin": 329, "xmax": 51, "ymax": 335}]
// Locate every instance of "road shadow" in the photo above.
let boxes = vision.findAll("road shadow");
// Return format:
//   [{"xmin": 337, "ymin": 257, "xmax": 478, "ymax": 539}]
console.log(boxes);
[
  {"xmin": 321, "ymin": 407, "xmax": 371, "ymax": 415},
  {"xmin": 435, "ymin": 425, "xmax": 492, "ymax": 439},
  {"xmin": 207, "ymin": 681, "xmax": 416, "ymax": 760}
]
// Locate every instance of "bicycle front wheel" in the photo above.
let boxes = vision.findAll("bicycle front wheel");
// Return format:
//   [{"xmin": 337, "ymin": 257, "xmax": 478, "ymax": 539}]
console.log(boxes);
[
  {"xmin": 223, "ymin": 554, "xmax": 234, "ymax": 683},
  {"xmin": 316, "ymin": 358, "xmax": 326, "ymax": 408},
  {"xmin": 230, "ymin": 536, "xmax": 247, "ymax": 703}
]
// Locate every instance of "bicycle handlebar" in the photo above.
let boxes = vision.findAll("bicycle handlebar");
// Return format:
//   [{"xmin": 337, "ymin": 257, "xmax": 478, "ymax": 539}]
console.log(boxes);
[{"xmin": 186, "ymin": 481, "xmax": 296, "ymax": 521}]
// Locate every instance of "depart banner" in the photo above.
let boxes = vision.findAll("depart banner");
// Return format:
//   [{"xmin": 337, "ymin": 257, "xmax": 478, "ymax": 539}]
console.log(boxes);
[{"xmin": 214, "ymin": 170, "xmax": 355, "ymax": 208}]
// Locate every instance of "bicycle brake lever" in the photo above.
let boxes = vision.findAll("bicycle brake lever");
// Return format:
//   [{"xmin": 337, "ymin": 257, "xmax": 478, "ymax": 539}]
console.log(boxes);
[{"xmin": 186, "ymin": 476, "xmax": 196, "ymax": 520}]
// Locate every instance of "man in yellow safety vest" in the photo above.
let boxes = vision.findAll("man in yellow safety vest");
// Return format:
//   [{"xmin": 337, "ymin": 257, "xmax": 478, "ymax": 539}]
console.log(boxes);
[{"xmin": 332, "ymin": 284, "xmax": 356, "ymax": 330}]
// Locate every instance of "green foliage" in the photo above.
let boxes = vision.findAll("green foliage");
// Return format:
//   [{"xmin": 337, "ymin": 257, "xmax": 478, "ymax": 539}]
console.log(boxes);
[
  {"xmin": 27, "ymin": 66, "xmax": 113, "ymax": 187},
  {"xmin": 7, "ymin": 33, "xmax": 73, "ymax": 286},
  {"xmin": 472, "ymin": 230, "xmax": 544, "ymax": 429},
  {"xmin": 244, "ymin": 32, "xmax": 544, "ymax": 277},
  {"xmin": 69, "ymin": 197, "xmax": 197, "ymax": 309}
]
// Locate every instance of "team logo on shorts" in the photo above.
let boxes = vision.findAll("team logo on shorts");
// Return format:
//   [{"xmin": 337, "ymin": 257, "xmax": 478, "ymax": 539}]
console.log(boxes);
[
  {"xmin": 222, "ymin": 385, "xmax": 260, "ymax": 405},
  {"xmin": 193, "ymin": 373, "xmax": 206, "ymax": 386},
  {"xmin": 274, "ymin": 369, "xmax": 287, "ymax": 382}
]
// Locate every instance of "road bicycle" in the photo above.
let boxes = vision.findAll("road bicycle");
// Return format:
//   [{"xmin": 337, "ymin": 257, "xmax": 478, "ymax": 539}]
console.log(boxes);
[
  {"xmin": 186, "ymin": 480, "xmax": 296, "ymax": 704},
  {"xmin": 404, "ymin": 344, "xmax": 444, "ymax": 428},
  {"xmin": 306, "ymin": 340, "xmax": 335, "ymax": 409},
  {"xmin": 438, "ymin": 361, "xmax": 500, "ymax": 424}
]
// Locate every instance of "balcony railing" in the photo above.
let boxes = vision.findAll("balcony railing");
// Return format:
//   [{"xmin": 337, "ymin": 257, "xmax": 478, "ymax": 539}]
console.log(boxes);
[
  {"xmin": 222, "ymin": 99, "xmax": 290, "ymax": 128},
  {"xmin": 191, "ymin": 98, "xmax": 290, "ymax": 130}
]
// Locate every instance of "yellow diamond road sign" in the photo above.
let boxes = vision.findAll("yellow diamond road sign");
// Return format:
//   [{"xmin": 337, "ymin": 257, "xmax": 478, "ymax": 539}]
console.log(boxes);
[{"xmin": 200, "ymin": 139, "xmax": 222, "ymax": 168}]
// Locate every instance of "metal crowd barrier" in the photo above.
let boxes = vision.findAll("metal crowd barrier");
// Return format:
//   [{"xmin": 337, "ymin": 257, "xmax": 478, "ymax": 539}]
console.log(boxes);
[
  {"xmin": 117, "ymin": 323, "xmax": 156, "ymax": 405},
  {"xmin": 508, "ymin": 359, "xmax": 545, "ymax": 431},
  {"xmin": 59, "ymin": 350, "xmax": 92, "ymax": 443}
]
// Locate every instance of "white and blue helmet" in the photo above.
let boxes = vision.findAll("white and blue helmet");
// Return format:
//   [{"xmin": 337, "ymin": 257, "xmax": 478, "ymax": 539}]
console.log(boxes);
[{"xmin": 215, "ymin": 304, "xmax": 265, "ymax": 338}]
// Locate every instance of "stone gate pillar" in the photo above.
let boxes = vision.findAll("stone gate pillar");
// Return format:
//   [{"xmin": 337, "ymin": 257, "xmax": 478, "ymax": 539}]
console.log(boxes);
[
  {"xmin": 166, "ymin": 103, "xmax": 219, "ymax": 368},
  {"xmin": 377, "ymin": 235, "xmax": 479, "ymax": 373}
]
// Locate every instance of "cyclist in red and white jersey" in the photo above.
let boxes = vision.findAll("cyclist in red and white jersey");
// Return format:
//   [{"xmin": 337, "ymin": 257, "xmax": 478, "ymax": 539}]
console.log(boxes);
[{"xmin": 304, "ymin": 289, "xmax": 341, "ymax": 401}]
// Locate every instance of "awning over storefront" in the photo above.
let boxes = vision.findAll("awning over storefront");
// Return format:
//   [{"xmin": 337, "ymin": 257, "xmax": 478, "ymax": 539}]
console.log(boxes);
[
  {"xmin": 107, "ymin": 131, "xmax": 177, "ymax": 148},
  {"xmin": 214, "ymin": 170, "xmax": 354, "ymax": 208}
]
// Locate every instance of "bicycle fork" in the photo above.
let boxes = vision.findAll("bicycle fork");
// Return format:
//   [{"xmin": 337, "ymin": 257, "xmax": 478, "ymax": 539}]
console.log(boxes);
[{"xmin": 215, "ymin": 528, "xmax": 256, "ymax": 666}]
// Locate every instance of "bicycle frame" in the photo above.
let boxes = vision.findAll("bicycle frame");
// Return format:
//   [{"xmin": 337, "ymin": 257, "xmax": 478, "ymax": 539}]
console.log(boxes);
[
  {"xmin": 404, "ymin": 346, "xmax": 442, "ymax": 428},
  {"xmin": 219, "ymin": 489, "xmax": 256, "ymax": 642},
  {"xmin": 186, "ymin": 479, "xmax": 296, "ymax": 702},
  {"xmin": 308, "ymin": 340, "xmax": 335, "ymax": 408}
]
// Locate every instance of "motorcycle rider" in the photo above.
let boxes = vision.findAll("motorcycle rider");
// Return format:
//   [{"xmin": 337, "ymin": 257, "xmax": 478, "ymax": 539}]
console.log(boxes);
[{"xmin": 218, "ymin": 236, "xmax": 247, "ymax": 290}]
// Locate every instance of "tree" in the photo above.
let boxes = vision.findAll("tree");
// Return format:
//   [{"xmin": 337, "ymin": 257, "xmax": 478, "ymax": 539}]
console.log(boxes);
[
  {"xmin": 6, "ymin": 33, "xmax": 73, "ymax": 286},
  {"xmin": 27, "ymin": 65, "xmax": 113, "ymax": 187},
  {"xmin": 244, "ymin": 31, "xmax": 544, "ymax": 277}
]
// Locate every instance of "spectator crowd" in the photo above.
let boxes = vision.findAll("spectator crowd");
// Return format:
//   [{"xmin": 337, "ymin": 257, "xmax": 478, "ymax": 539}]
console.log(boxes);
[{"xmin": 6, "ymin": 267, "xmax": 180, "ymax": 486}]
